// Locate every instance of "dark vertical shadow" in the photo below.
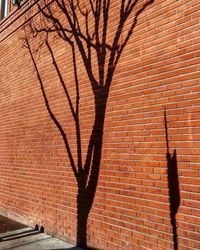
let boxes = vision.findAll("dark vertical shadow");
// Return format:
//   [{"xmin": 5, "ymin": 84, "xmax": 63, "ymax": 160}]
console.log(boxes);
[
  {"xmin": 22, "ymin": 1, "xmax": 155, "ymax": 248},
  {"xmin": 164, "ymin": 109, "xmax": 180, "ymax": 250}
]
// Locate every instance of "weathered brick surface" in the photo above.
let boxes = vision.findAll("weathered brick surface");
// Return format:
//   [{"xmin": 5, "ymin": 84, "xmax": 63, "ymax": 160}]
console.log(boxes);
[{"xmin": 0, "ymin": 0, "xmax": 200, "ymax": 249}]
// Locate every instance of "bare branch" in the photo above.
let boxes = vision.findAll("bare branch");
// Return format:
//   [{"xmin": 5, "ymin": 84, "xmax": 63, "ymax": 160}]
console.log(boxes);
[
  {"xmin": 114, "ymin": 0, "xmax": 154, "ymax": 66},
  {"xmin": 25, "ymin": 34, "xmax": 78, "ymax": 179},
  {"xmin": 89, "ymin": 0, "xmax": 95, "ymax": 16},
  {"xmin": 105, "ymin": 0, "xmax": 154, "ymax": 89},
  {"xmin": 37, "ymin": 3, "xmax": 73, "ymax": 43},
  {"xmin": 55, "ymin": 0, "xmax": 99, "ymax": 90},
  {"xmin": 71, "ymin": 43, "xmax": 83, "ymax": 171},
  {"xmin": 45, "ymin": 40, "xmax": 76, "ymax": 118}
]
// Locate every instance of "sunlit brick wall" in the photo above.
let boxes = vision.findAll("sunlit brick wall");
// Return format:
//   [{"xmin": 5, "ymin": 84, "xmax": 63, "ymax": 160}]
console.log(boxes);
[{"xmin": 0, "ymin": 0, "xmax": 200, "ymax": 249}]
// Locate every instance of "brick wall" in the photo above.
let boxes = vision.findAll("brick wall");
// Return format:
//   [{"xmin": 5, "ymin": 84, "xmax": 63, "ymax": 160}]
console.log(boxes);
[{"xmin": 0, "ymin": 0, "xmax": 200, "ymax": 249}]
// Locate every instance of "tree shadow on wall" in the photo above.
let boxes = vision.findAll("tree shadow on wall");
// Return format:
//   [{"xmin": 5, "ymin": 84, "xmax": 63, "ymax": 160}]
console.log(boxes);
[
  {"xmin": 164, "ymin": 109, "xmax": 180, "ymax": 250},
  {"xmin": 22, "ymin": 0, "xmax": 155, "ymax": 248}
]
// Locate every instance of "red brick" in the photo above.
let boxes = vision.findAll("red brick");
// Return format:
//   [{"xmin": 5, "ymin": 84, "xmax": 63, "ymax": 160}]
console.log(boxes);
[{"xmin": 0, "ymin": 0, "xmax": 200, "ymax": 249}]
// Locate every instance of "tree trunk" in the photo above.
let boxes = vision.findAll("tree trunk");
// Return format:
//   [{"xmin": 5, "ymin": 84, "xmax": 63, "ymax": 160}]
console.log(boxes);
[
  {"xmin": 76, "ymin": 186, "xmax": 88, "ymax": 248},
  {"xmin": 76, "ymin": 92, "xmax": 108, "ymax": 248}
]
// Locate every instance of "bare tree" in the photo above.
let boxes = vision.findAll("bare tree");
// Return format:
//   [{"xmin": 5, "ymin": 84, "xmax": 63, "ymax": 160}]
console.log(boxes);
[{"xmin": 23, "ymin": 0, "xmax": 155, "ymax": 247}]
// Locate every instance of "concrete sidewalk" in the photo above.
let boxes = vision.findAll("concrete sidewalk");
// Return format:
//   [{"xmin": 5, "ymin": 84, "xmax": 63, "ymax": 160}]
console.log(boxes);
[{"xmin": 0, "ymin": 215, "xmax": 83, "ymax": 250}]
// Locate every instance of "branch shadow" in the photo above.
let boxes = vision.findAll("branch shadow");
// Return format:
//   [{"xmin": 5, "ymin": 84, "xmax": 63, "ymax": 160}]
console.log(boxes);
[
  {"xmin": 22, "ymin": 0, "xmax": 155, "ymax": 248},
  {"xmin": 164, "ymin": 109, "xmax": 180, "ymax": 250}
]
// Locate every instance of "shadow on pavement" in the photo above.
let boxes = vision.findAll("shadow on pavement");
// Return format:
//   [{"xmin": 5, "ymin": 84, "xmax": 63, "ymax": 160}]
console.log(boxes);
[{"xmin": 0, "ymin": 215, "xmax": 26, "ymax": 234}]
